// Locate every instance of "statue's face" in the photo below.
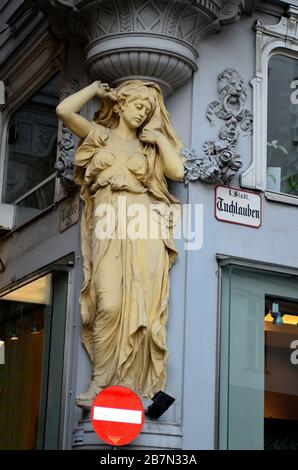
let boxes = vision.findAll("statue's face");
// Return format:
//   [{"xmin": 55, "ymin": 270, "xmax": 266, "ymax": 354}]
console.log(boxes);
[{"xmin": 121, "ymin": 98, "xmax": 152, "ymax": 129}]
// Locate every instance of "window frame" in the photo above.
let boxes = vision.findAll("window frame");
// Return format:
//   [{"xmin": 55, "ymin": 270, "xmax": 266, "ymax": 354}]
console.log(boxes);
[
  {"xmin": 216, "ymin": 254, "xmax": 298, "ymax": 450},
  {"xmin": 1, "ymin": 73, "xmax": 61, "ymax": 227},
  {"xmin": 0, "ymin": 31, "xmax": 64, "ymax": 230},
  {"xmin": 240, "ymin": 7, "xmax": 298, "ymax": 205},
  {"xmin": 0, "ymin": 256, "xmax": 74, "ymax": 449}
]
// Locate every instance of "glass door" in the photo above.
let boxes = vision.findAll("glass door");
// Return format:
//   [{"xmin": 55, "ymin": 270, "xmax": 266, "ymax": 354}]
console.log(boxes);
[
  {"xmin": 0, "ymin": 271, "xmax": 68, "ymax": 449},
  {"xmin": 264, "ymin": 297, "xmax": 298, "ymax": 449},
  {"xmin": 219, "ymin": 265, "xmax": 298, "ymax": 450}
]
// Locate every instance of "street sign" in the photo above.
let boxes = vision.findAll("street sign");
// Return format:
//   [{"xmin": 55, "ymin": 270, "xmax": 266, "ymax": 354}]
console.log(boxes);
[
  {"xmin": 215, "ymin": 185, "xmax": 262, "ymax": 228},
  {"xmin": 91, "ymin": 386, "xmax": 144, "ymax": 446}
]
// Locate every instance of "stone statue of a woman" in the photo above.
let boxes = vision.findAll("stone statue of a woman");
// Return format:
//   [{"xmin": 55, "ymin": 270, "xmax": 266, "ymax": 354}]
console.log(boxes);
[{"xmin": 56, "ymin": 80, "xmax": 184, "ymax": 408}]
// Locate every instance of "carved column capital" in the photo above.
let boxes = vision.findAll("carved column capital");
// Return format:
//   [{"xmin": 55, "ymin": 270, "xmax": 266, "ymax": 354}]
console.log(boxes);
[
  {"xmin": 36, "ymin": 0, "xmax": 257, "ymax": 95},
  {"xmin": 67, "ymin": 0, "xmax": 224, "ymax": 95},
  {"xmin": 36, "ymin": 0, "xmax": 225, "ymax": 95}
]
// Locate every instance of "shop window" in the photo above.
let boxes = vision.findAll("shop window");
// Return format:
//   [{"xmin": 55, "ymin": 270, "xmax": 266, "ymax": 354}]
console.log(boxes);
[
  {"xmin": 0, "ymin": 271, "xmax": 68, "ymax": 449},
  {"xmin": 264, "ymin": 297, "xmax": 298, "ymax": 450},
  {"xmin": 2, "ymin": 74, "xmax": 60, "ymax": 226},
  {"xmin": 267, "ymin": 55, "xmax": 298, "ymax": 196},
  {"xmin": 219, "ymin": 264, "xmax": 298, "ymax": 450}
]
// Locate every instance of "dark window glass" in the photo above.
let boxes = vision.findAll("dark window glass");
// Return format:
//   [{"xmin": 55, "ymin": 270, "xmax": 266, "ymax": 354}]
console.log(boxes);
[
  {"xmin": 15, "ymin": 178, "xmax": 56, "ymax": 227},
  {"xmin": 267, "ymin": 55, "xmax": 298, "ymax": 195},
  {"xmin": 2, "ymin": 75, "xmax": 60, "ymax": 204}
]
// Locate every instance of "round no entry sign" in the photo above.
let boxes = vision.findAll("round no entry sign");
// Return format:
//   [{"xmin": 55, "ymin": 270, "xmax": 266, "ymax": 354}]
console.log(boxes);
[{"xmin": 91, "ymin": 386, "xmax": 144, "ymax": 446}]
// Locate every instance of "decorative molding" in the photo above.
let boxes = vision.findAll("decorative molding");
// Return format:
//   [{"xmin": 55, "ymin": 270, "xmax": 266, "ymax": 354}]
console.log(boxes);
[
  {"xmin": 6, "ymin": 1, "xmax": 39, "ymax": 31},
  {"xmin": 35, "ymin": 0, "xmax": 262, "ymax": 95},
  {"xmin": 219, "ymin": 0, "xmax": 243, "ymax": 24},
  {"xmin": 219, "ymin": 0, "xmax": 263, "ymax": 23},
  {"xmin": 70, "ymin": 0, "xmax": 218, "ymax": 95},
  {"xmin": 55, "ymin": 80, "xmax": 79, "ymax": 192},
  {"xmin": 0, "ymin": 30, "xmax": 63, "ymax": 112},
  {"xmin": 241, "ymin": 9, "xmax": 298, "ymax": 190},
  {"xmin": 36, "ymin": 0, "xmax": 224, "ymax": 95},
  {"xmin": 184, "ymin": 68, "xmax": 252, "ymax": 185},
  {"xmin": 219, "ymin": 0, "xmax": 260, "ymax": 21},
  {"xmin": 255, "ymin": 1, "xmax": 285, "ymax": 19},
  {"xmin": 265, "ymin": 191, "xmax": 298, "ymax": 206},
  {"xmin": 35, "ymin": 0, "xmax": 76, "ymax": 41},
  {"xmin": 85, "ymin": 34, "xmax": 198, "ymax": 96}
]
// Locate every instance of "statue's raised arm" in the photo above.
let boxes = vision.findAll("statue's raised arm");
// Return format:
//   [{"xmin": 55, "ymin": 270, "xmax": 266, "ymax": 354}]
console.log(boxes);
[{"xmin": 56, "ymin": 81, "xmax": 117, "ymax": 139}]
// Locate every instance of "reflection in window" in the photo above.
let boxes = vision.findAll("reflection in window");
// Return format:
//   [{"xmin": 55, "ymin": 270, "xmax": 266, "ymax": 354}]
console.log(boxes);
[
  {"xmin": 264, "ymin": 297, "xmax": 298, "ymax": 450},
  {"xmin": 15, "ymin": 177, "xmax": 56, "ymax": 227},
  {"xmin": 0, "ymin": 275, "xmax": 52, "ymax": 449},
  {"xmin": 2, "ymin": 75, "xmax": 60, "ymax": 204},
  {"xmin": 267, "ymin": 55, "xmax": 298, "ymax": 195}
]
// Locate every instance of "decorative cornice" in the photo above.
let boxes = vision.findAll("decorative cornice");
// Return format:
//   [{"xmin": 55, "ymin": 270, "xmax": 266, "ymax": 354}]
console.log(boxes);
[
  {"xmin": 0, "ymin": 30, "xmax": 63, "ymax": 112},
  {"xmin": 253, "ymin": 6, "xmax": 298, "ymax": 43},
  {"xmin": 255, "ymin": 0, "xmax": 285, "ymax": 18}
]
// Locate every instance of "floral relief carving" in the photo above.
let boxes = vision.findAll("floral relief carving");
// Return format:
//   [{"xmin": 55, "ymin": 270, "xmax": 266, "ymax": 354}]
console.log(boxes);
[
  {"xmin": 183, "ymin": 68, "xmax": 253, "ymax": 185},
  {"xmin": 55, "ymin": 79, "xmax": 80, "ymax": 191}
]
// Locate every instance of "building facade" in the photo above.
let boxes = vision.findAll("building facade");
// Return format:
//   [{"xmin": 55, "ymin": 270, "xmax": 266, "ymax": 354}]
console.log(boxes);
[{"xmin": 0, "ymin": 0, "xmax": 297, "ymax": 450}]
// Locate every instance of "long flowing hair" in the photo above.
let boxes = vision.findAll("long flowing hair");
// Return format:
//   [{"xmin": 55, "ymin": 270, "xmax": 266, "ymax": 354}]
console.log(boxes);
[
  {"xmin": 93, "ymin": 80, "xmax": 183, "ymax": 153},
  {"xmin": 93, "ymin": 80, "xmax": 183, "ymax": 206}
]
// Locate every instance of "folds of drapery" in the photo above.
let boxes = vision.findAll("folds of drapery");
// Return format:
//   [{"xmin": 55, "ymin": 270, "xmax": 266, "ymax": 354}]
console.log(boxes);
[{"xmin": 73, "ymin": 122, "xmax": 180, "ymax": 384}]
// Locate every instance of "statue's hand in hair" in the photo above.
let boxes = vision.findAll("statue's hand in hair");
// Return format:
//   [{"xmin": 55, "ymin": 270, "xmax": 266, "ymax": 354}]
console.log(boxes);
[{"xmin": 91, "ymin": 81, "xmax": 117, "ymax": 101}]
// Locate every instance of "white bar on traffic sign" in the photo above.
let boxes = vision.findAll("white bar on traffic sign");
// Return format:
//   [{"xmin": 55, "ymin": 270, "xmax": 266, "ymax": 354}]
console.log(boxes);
[{"xmin": 93, "ymin": 406, "xmax": 142, "ymax": 424}]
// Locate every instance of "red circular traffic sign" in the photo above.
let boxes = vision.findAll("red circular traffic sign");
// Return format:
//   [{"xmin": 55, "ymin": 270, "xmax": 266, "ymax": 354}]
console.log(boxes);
[{"xmin": 91, "ymin": 386, "xmax": 144, "ymax": 446}]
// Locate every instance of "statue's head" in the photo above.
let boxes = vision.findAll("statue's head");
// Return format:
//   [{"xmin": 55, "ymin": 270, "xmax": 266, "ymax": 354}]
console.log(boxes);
[
  {"xmin": 112, "ymin": 81, "xmax": 159, "ymax": 129},
  {"xmin": 95, "ymin": 80, "xmax": 162, "ymax": 130},
  {"xmin": 94, "ymin": 79, "xmax": 182, "ymax": 154}
]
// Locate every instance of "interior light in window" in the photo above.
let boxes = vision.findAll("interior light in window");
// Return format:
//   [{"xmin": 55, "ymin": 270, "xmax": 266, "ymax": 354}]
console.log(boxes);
[
  {"xmin": 1, "ymin": 274, "xmax": 52, "ymax": 304},
  {"xmin": 30, "ymin": 321, "xmax": 40, "ymax": 335},
  {"xmin": 10, "ymin": 324, "xmax": 19, "ymax": 341},
  {"xmin": 270, "ymin": 302, "xmax": 283, "ymax": 325}
]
